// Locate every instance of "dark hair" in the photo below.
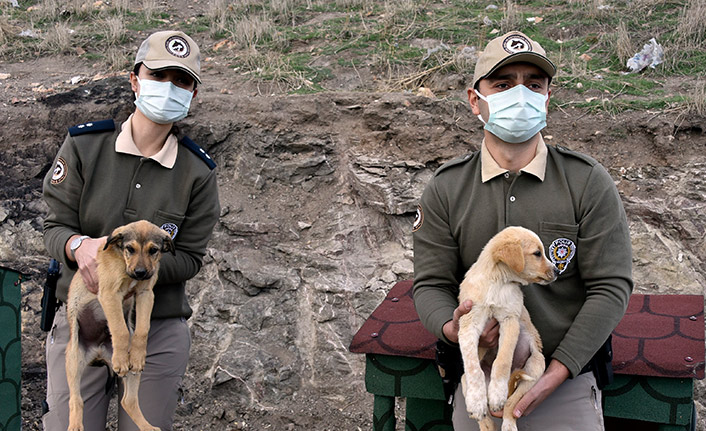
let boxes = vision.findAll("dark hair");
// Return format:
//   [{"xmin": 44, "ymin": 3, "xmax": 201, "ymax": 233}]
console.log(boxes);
[
  {"xmin": 133, "ymin": 63, "xmax": 198, "ymax": 90},
  {"xmin": 474, "ymin": 62, "xmax": 552, "ymax": 90}
]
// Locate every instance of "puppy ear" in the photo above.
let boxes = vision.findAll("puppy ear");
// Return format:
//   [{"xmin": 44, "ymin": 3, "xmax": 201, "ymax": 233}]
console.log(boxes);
[
  {"xmin": 494, "ymin": 242, "xmax": 525, "ymax": 273},
  {"xmin": 161, "ymin": 232, "xmax": 176, "ymax": 255},
  {"xmin": 104, "ymin": 232, "xmax": 124, "ymax": 251}
]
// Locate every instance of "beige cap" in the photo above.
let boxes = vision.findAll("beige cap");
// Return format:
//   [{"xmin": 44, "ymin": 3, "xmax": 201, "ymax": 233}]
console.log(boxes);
[
  {"xmin": 134, "ymin": 31, "xmax": 201, "ymax": 83},
  {"xmin": 472, "ymin": 31, "xmax": 555, "ymax": 89}
]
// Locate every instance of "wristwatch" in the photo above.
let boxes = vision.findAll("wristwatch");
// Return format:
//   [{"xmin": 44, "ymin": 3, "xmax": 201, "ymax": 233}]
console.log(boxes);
[{"xmin": 70, "ymin": 235, "xmax": 91, "ymax": 260}]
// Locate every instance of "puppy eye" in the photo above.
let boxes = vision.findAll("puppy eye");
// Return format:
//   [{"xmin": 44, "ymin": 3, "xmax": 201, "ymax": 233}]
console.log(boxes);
[
  {"xmin": 533, "ymin": 250, "xmax": 542, "ymax": 257},
  {"xmin": 126, "ymin": 245, "xmax": 135, "ymax": 254},
  {"xmin": 149, "ymin": 247, "xmax": 159, "ymax": 255}
]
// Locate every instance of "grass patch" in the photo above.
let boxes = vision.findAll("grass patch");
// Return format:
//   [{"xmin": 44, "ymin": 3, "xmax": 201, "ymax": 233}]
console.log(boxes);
[
  {"xmin": 0, "ymin": 0, "xmax": 702, "ymax": 105},
  {"xmin": 570, "ymin": 95, "xmax": 690, "ymax": 115}
]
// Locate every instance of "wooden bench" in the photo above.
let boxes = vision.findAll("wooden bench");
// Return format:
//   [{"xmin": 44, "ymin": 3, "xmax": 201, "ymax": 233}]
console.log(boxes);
[
  {"xmin": 349, "ymin": 280, "xmax": 705, "ymax": 431},
  {"xmin": 0, "ymin": 266, "xmax": 22, "ymax": 431}
]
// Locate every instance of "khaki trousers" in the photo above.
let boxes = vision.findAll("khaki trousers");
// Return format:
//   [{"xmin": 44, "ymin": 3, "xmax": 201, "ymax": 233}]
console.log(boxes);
[
  {"xmin": 453, "ymin": 372, "xmax": 605, "ymax": 431},
  {"xmin": 43, "ymin": 305, "xmax": 191, "ymax": 431}
]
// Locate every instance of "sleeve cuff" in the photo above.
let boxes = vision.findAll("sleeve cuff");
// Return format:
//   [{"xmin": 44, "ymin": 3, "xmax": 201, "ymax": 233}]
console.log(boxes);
[{"xmin": 552, "ymin": 350, "xmax": 583, "ymax": 378}]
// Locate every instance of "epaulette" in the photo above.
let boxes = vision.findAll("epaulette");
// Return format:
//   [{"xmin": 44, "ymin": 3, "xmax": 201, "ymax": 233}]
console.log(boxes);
[
  {"xmin": 180, "ymin": 136, "xmax": 216, "ymax": 170},
  {"xmin": 434, "ymin": 152, "xmax": 477, "ymax": 176},
  {"xmin": 68, "ymin": 119, "xmax": 115, "ymax": 137},
  {"xmin": 553, "ymin": 144, "xmax": 598, "ymax": 167}
]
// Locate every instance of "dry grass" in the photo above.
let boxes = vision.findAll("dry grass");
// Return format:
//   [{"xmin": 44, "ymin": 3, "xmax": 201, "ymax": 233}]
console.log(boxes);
[
  {"xmin": 31, "ymin": 0, "xmax": 61, "ymax": 21},
  {"xmin": 141, "ymin": 0, "xmax": 159, "ymax": 22},
  {"xmin": 614, "ymin": 21, "xmax": 632, "ymax": 64},
  {"xmin": 676, "ymin": 0, "xmax": 706, "ymax": 46},
  {"xmin": 40, "ymin": 22, "xmax": 72, "ymax": 54},
  {"xmin": 101, "ymin": 16, "xmax": 126, "ymax": 46},
  {"xmin": 270, "ymin": 0, "xmax": 294, "ymax": 20},
  {"xmin": 0, "ymin": 16, "xmax": 14, "ymax": 47},
  {"xmin": 231, "ymin": 14, "xmax": 278, "ymax": 49},
  {"xmin": 240, "ymin": 48, "xmax": 313, "ymax": 92},
  {"xmin": 665, "ymin": 0, "xmax": 706, "ymax": 71},
  {"xmin": 30, "ymin": 0, "xmax": 95, "ymax": 21},
  {"xmin": 332, "ymin": 0, "xmax": 374, "ymax": 7},
  {"xmin": 105, "ymin": 46, "xmax": 131, "ymax": 71},
  {"xmin": 500, "ymin": 0, "xmax": 521, "ymax": 34},
  {"xmin": 207, "ymin": 0, "xmax": 230, "ymax": 37},
  {"xmin": 553, "ymin": 42, "xmax": 591, "ymax": 86},
  {"xmin": 689, "ymin": 80, "xmax": 706, "ymax": 115},
  {"xmin": 378, "ymin": 0, "xmax": 424, "ymax": 33},
  {"xmin": 112, "ymin": 0, "xmax": 131, "ymax": 14}
]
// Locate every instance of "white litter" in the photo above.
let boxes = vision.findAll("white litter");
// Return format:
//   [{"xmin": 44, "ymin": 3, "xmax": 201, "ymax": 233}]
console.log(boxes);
[{"xmin": 626, "ymin": 38, "xmax": 664, "ymax": 73}]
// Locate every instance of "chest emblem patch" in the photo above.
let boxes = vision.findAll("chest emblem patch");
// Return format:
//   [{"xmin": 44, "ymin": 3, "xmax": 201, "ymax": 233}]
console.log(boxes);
[
  {"xmin": 549, "ymin": 238, "xmax": 576, "ymax": 274},
  {"xmin": 51, "ymin": 157, "xmax": 67, "ymax": 184},
  {"xmin": 160, "ymin": 223, "xmax": 179, "ymax": 240},
  {"xmin": 412, "ymin": 204, "xmax": 424, "ymax": 232}
]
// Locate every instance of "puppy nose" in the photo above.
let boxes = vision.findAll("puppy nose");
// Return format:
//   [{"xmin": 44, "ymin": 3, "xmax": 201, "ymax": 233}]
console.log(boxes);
[{"xmin": 133, "ymin": 268, "xmax": 149, "ymax": 280}]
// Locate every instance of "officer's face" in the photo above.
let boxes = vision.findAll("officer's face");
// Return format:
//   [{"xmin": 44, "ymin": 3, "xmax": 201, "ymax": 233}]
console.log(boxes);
[
  {"xmin": 130, "ymin": 65, "xmax": 198, "ymax": 97},
  {"xmin": 468, "ymin": 62, "xmax": 551, "ymax": 121}
]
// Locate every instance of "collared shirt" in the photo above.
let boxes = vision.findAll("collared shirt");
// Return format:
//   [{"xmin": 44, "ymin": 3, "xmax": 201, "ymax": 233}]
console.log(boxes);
[
  {"xmin": 115, "ymin": 114, "xmax": 178, "ymax": 169},
  {"xmin": 43, "ymin": 120, "xmax": 221, "ymax": 318},
  {"xmin": 413, "ymin": 142, "xmax": 633, "ymax": 377},
  {"xmin": 481, "ymin": 136, "xmax": 548, "ymax": 182}
]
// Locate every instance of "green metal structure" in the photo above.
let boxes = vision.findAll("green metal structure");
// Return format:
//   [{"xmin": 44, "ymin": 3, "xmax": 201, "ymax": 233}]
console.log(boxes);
[
  {"xmin": 350, "ymin": 281, "xmax": 704, "ymax": 431},
  {"xmin": 0, "ymin": 266, "xmax": 22, "ymax": 431}
]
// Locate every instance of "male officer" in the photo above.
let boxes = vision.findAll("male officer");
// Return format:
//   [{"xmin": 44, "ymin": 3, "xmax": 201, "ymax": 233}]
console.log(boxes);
[{"xmin": 413, "ymin": 31, "xmax": 633, "ymax": 430}]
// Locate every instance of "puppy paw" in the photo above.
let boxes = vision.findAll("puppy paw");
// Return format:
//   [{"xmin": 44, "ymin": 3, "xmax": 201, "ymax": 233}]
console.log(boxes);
[
  {"xmin": 479, "ymin": 416, "xmax": 498, "ymax": 431},
  {"xmin": 68, "ymin": 422, "xmax": 84, "ymax": 431},
  {"xmin": 487, "ymin": 380, "xmax": 508, "ymax": 412},
  {"xmin": 129, "ymin": 350, "xmax": 146, "ymax": 373},
  {"xmin": 501, "ymin": 421, "xmax": 519, "ymax": 431},
  {"xmin": 465, "ymin": 394, "xmax": 488, "ymax": 421},
  {"xmin": 112, "ymin": 351, "xmax": 130, "ymax": 377}
]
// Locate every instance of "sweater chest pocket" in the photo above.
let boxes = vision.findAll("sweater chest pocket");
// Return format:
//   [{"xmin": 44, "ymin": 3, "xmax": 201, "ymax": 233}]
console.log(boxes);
[
  {"xmin": 539, "ymin": 221, "xmax": 579, "ymax": 278},
  {"xmin": 153, "ymin": 210, "xmax": 185, "ymax": 241}
]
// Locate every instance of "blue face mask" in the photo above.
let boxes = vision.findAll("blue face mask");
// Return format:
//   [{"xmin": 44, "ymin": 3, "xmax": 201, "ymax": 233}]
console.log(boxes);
[
  {"xmin": 134, "ymin": 77, "xmax": 193, "ymax": 124},
  {"xmin": 475, "ymin": 84, "xmax": 548, "ymax": 143}
]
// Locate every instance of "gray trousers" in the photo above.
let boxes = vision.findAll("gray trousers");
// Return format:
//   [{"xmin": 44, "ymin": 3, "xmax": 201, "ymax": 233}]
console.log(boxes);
[
  {"xmin": 453, "ymin": 372, "xmax": 605, "ymax": 431},
  {"xmin": 43, "ymin": 305, "xmax": 191, "ymax": 431}
]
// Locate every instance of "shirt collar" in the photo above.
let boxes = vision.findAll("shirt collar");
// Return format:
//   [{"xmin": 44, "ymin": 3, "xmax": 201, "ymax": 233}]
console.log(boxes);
[
  {"xmin": 115, "ymin": 114, "xmax": 178, "ymax": 169},
  {"xmin": 480, "ymin": 136, "xmax": 548, "ymax": 183}
]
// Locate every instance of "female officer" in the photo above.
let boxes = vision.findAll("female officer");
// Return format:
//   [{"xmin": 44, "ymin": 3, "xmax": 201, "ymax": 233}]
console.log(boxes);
[{"xmin": 42, "ymin": 30, "xmax": 220, "ymax": 430}]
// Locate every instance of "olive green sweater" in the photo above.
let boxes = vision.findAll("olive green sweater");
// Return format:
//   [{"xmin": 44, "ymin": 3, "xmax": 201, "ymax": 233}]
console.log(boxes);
[
  {"xmin": 43, "ymin": 120, "xmax": 220, "ymax": 319},
  {"xmin": 413, "ymin": 143, "xmax": 633, "ymax": 378}
]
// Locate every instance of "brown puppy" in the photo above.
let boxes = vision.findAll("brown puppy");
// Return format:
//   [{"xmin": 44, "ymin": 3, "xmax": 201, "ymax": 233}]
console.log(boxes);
[
  {"xmin": 457, "ymin": 226, "xmax": 558, "ymax": 431},
  {"xmin": 65, "ymin": 220, "xmax": 175, "ymax": 431}
]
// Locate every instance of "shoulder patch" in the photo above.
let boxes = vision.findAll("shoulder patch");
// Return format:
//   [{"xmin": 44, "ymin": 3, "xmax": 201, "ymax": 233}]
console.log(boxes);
[
  {"xmin": 412, "ymin": 204, "xmax": 424, "ymax": 232},
  {"xmin": 68, "ymin": 119, "xmax": 115, "ymax": 137},
  {"xmin": 553, "ymin": 145, "xmax": 598, "ymax": 167},
  {"xmin": 180, "ymin": 136, "xmax": 216, "ymax": 170},
  {"xmin": 434, "ymin": 152, "xmax": 478, "ymax": 176}
]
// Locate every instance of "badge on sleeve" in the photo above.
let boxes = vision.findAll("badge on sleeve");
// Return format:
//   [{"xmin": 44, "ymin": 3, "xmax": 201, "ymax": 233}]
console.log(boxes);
[
  {"xmin": 549, "ymin": 238, "xmax": 576, "ymax": 274},
  {"xmin": 412, "ymin": 204, "xmax": 424, "ymax": 232},
  {"xmin": 51, "ymin": 157, "xmax": 68, "ymax": 184},
  {"xmin": 160, "ymin": 223, "xmax": 179, "ymax": 240}
]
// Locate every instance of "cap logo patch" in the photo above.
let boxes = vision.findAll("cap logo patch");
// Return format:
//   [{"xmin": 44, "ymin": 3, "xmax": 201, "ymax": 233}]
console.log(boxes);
[
  {"xmin": 503, "ymin": 34, "xmax": 533, "ymax": 54},
  {"xmin": 412, "ymin": 204, "xmax": 424, "ymax": 232},
  {"xmin": 160, "ymin": 223, "xmax": 179, "ymax": 240},
  {"xmin": 165, "ymin": 36, "xmax": 190, "ymax": 58},
  {"xmin": 548, "ymin": 237, "xmax": 576, "ymax": 274},
  {"xmin": 51, "ymin": 157, "xmax": 67, "ymax": 184}
]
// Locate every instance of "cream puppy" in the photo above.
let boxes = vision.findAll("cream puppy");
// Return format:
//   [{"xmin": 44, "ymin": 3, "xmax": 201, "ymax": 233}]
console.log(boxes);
[{"xmin": 457, "ymin": 226, "xmax": 558, "ymax": 431}]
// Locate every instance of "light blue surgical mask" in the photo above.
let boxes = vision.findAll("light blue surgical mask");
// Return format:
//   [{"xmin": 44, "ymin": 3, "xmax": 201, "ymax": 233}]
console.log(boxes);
[
  {"xmin": 475, "ymin": 84, "xmax": 548, "ymax": 143},
  {"xmin": 134, "ymin": 77, "xmax": 193, "ymax": 124}
]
